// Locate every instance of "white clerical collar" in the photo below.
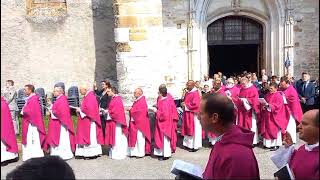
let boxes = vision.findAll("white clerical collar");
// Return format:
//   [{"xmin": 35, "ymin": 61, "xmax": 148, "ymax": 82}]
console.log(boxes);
[
  {"xmin": 26, "ymin": 93, "xmax": 36, "ymax": 100},
  {"xmin": 305, "ymin": 142, "xmax": 319, "ymax": 151},
  {"xmin": 226, "ymin": 84, "xmax": 234, "ymax": 89},
  {"xmin": 56, "ymin": 94, "xmax": 63, "ymax": 100},
  {"xmin": 216, "ymin": 133, "xmax": 224, "ymax": 143},
  {"xmin": 161, "ymin": 96, "xmax": 167, "ymax": 100},
  {"xmin": 135, "ymin": 95, "xmax": 143, "ymax": 102},
  {"xmin": 112, "ymin": 94, "xmax": 118, "ymax": 98},
  {"xmin": 244, "ymin": 83, "xmax": 253, "ymax": 89},
  {"xmin": 84, "ymin": 90, "xmax": 92, "ymax": 97},
  {"xmin": 189, "ymin": 87, "xmax": 198, "ymax": 93}
]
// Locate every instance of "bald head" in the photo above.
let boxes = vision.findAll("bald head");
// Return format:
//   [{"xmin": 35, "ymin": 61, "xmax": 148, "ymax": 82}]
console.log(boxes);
[
  {"xmin": 306, "ymin": 109, "xmax": 319, "ymax": 127},
  {"xmin": 134, "ymin": 88, "xmax": 143, "ymax": 99},
  {"xmin": 79, "ymin": 83, "xmax": 90, "ymax": 95},
  {"xmin": 186, "ymin": 80, "xmax": 195, "ymax": 91},
  {"xmin": 297, "ymin": 109, "xmax": 319, "ymax": 144}
]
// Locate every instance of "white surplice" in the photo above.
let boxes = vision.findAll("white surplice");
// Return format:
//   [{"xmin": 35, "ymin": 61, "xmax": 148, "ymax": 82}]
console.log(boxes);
[
  {"xmin": 263, "ymin": 130, "xmax": 282, "ymax": 148},
  {"xmin": 109, "ymin": 123, "xmax": 128, "ymax": 160},
  {"xmin": 22, "ymin": 124, "xmax": 44, "ymax": 161},
  {"xmin": 251, "ymin": 112, "xmax": 259, "ymax": 145},
  {"xmin": 1, "ymin": 141, "xmax": 18, "ymax": 162},
  {"xmin": 154, "ymin": 135, "xmax": 171, "ymax": 158},
  {"xmin": 50, "ymin": 124, "xmax": 74, "ymax": 160},
  {"xmin": 286, "ymin": 114, "xmax": 297, "ymax": 144},
  {"xmin": 183, "ymin": 92, "xmax": 202, "ymax": 150},
  {"xmin": 128, "ymin": 130, "xmax": 145, "ymax": 157},
  {"xmin": 75, "ymin": 122, "xmax": 102, "ymax": 157}
]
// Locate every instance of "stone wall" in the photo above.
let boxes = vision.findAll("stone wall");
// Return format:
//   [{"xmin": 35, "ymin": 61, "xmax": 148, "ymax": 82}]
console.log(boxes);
[
  {"xmin": 1, "ymin": 0, "xmax": 318, "ymax": 102},
  {"xmin": 114, "ymin": 0, "xmax": 190, "ymax": 106},
  {"xmin": 1, "ymin": 0, "xmax": 117, "ymax": 93},
  {"xmin": 292, "ymin": 0, "xmax": 319, "ymax": 80}
]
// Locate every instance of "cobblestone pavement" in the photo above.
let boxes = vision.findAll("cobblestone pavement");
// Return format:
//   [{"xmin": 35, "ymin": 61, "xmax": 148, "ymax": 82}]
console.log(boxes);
[{"xmin": 1, "ymin": 136, "xmax": 302, "ymax": 179}]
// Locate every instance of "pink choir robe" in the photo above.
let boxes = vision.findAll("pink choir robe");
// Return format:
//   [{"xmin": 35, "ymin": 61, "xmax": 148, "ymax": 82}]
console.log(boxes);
[
  {"xmin": 280, "ymin": 85, "xmax": 303, "ymax": 124},
  {"xmin": 225, "ymin": 85, "xmax": 240, "ymax": 98},
  {"xmin": 128, "ymin": 96, "xmax": 151, "ymax": 154},
  {"xmin": 154, "ymin": 97, "xmax": 174, "ymax": 151},
  {"xmin": 21, "ymin": 94, "xmax": 46, "ymax": 148},
  {"xmin": 45, "ymin": 95, "xmax": 75, "ymax": 152},
  {"xmin": 233, "ymin": 84, "xmax": 260, "ymax": 130},
  {"xmin": 203, "ymin": 125, "xmax": 260, "ymax": 179},
  {"xmin": 167, "ymin": 93, "xmax": 179, "ymax": 152},
  {"xmin": 289, "ymin": 145, "xmax": 319, "ymax": 180},
  {"xmin": 1, "ymin": 97, "xmax": 18, "ymax": 153},
  {"xmin": 207, "ymin": 88, "xmax": 226, "ymax": 139},
  {"xmin": 181, "ymin": 89, "xmax": 200, "ymax": 137},
  {"xmin": 75, "ymin": 91, "xmax": 104, "ymax": 145},
  {"xmin": 104, "ymin": 95, "xmax": 128, "ymax": 146},
  {"xmin": 260, "ymin": 92, "xmax": 289, "ymax": 140}
]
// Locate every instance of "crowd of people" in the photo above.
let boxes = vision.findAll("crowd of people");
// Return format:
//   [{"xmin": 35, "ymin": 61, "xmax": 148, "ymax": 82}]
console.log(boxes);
[{"xmin": 1, "ymin": 69, "xmax": 319, "ymax": 179}]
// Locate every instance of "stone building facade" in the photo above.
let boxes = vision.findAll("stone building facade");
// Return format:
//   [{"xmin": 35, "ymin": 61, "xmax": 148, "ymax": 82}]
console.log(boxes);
[{"xmin": 1, "ymin": 0, "xmax": 319, "ymax": 105}]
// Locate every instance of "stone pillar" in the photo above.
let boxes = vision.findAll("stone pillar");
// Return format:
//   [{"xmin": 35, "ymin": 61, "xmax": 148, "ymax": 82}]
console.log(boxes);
[
  {"xmin": 284, "ymin": 17, "xmax": 294, "ymax": 76},
  {"xmin": 113, "ymin": 0, "xmax": 163, "ymax": 105}
]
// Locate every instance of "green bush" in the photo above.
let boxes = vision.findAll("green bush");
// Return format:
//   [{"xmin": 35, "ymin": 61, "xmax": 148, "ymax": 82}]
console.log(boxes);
[{"xmin": 17, "ymin": 114, "xmax": 78, "ymax": 143}]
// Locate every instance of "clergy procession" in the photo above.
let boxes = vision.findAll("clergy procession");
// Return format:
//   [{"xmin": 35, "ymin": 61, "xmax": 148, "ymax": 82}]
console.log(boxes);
[{"xmin": 1, "ymin": 70, "xmax": 319, "ymax": 179}]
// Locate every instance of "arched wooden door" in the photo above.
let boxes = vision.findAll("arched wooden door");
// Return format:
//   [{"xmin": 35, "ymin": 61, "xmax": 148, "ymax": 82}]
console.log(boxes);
[{"xmin": 207, "ymin": 16, "xmax": 263, "ymax": 77}]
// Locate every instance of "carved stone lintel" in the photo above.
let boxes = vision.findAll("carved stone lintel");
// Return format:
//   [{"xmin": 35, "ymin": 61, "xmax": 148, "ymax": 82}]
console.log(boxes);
[{"xmin": 231, "ymin": 0, "xmax": 241, "ymax": 13}]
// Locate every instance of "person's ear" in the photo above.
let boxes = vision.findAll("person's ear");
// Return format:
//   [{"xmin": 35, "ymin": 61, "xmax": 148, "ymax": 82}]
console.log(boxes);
[{"xmin": 211, "ymin": 113, "xmax": 219, "ymax": 124}]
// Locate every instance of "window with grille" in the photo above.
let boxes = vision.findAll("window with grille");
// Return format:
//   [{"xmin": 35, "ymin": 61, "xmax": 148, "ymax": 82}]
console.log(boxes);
[{"xmin": 207, "ymin": 16, "xmax": 262, "ymax": 45}]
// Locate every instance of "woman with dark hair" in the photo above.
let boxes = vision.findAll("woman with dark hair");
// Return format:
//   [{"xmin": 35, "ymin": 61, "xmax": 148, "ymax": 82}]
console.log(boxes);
[{"xmin": 94, "ymin": 80, "xmax": 112, "ymax": 138}]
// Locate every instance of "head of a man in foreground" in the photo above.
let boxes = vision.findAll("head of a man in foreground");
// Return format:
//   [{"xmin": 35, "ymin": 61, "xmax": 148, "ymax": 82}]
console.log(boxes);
[
  {"xmin": 298, "ymin": 109, "xmax": 319, "ymax": 145},
  {"xmin": 6, "ymin": 156, "xmax": 75, "ymax": 180},
  {"xmin": 199, "ymin": 94, "xmax": 235, "ymax": 135}
]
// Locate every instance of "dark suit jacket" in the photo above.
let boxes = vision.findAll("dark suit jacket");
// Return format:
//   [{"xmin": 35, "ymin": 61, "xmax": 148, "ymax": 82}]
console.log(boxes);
[
  {"xmin": 94, "ymin": 89, "xmax": 111, "ymax": 109},
  {"xmin": 299, "ymin": 81, "xmax": 316, "ymax": 105}
]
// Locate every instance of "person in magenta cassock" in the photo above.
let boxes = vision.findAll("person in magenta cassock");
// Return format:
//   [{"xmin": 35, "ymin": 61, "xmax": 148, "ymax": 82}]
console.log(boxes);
[
  {"xmin": 21, "ymin": 84, "xmax": 46, "ymax": 161},
  {"xmin": 181, "ymin": 80, "xmax": 202, "ymax": 152},
  {"xmin": 45, "ymin": 86, "xmax": 75, "ymax": 160},
  {"xmin": 74, "ymin": 84, "xmax": 103, "ymax": 159},
  {"xmin": 1, "ymin": 96, "xmax": 19, "ymax": 165},
  {"xmin": 128, "ymin": 88, "xmax": 151, "ymax": 157},
  {"xmin": 279, "ymin": 76, "xmax": 303, "ymax": 144},
  {"xmin": 272, "ymin": 109, "xmax": 319, "ymax": 180},
  {"xmin": 152, "ymin": 85, "xmax": 176, "ymax": 160},
  {"xmin": 200, "ymin": 93, "xmax": 260, "ymax": 179}
]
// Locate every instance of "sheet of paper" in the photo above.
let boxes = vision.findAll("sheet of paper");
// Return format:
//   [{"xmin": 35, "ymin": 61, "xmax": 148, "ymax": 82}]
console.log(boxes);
[
  {"xmin": 171, "ymin": 159, "xmax": 203, "ymax": 179},
  {"xmin": 240, "ymin": 98, "xmax": 252, "ymax": 111},
  {"xmin": 258, "ymin": 98, "xmax": 267, "ymax": 104},
  {"xmin": 69, "ymin": 105, "xmax": 78, "ymax": 109},
  {"xmin": 270, "ymin": 145, "xmax": 295, "ymax": 169}
]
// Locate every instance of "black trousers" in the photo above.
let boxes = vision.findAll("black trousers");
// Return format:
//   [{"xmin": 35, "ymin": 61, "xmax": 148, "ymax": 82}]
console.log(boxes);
[{"xmin": 100, "ymin": 115, "xmax": 106, "ymax": 138}]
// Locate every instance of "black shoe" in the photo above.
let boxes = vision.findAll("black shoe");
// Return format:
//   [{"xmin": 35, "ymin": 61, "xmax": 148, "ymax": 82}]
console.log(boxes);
[
  {"xmin": 270, "ymin": 146, "xmax": 279, "ymax": 151},
  {"xmin": 188, "ymin": 148, "xmax": 199, "ymax": 152},
  {"xmin": 1, "ymin": 161, "xmax": 9, "ymax": 166},
  {"xmin": 158, "ymin": 157, "xmax": 170, "ymax": 161},
  {"xmin": 75, "ymin": 156, "xmax": 84, "ymax": 159}
]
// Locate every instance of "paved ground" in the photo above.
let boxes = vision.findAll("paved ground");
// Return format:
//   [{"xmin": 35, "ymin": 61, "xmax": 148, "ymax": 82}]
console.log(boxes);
[{"xmin": 1, "ymin": 135, "xmax": 303, "ymax": 179}]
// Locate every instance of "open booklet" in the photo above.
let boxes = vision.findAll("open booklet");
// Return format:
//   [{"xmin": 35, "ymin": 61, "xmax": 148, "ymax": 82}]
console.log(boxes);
[
  {"xmin": 171, "ymin": 160, "xmax": 203, "ymax": 180},
  {"xmin": 69, "ymin": 105, "xmax": 79, "ymax": 109},
  {"xmin": 258, "ymin": 98, "xmax": 267, "ymax": 104},
  {"xmin": 274, "ymin": 164, "xmax": 295, "ymax": 180}
]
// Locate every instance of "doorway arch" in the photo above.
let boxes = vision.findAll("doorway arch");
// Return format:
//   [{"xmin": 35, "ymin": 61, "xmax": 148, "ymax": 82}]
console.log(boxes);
[
  {"xmin": 207, "ymin": 16, "xmax": 263, "ymax": 77},
  {"xmin": 191, "ymin": 0, "xmax": 286, "ymax": 80}
]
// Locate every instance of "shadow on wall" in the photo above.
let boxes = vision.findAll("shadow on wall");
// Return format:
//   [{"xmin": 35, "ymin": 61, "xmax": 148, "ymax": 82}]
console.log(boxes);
[{"xmin": 92, "ymin": 0, "xmax": 117, "ymax": 87}]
